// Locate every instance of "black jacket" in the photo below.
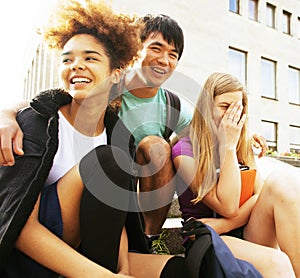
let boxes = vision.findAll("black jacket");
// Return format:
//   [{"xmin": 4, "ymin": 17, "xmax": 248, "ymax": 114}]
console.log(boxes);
[{"xmin": 0, "ymin": 89, "xmax": 148, "ymax": 270}]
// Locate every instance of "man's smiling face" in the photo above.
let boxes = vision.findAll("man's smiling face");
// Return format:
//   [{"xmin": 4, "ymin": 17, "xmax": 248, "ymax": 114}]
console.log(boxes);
[{"xmin": 138, "ymin": 32, "xmax": 179, "ymax": 88}]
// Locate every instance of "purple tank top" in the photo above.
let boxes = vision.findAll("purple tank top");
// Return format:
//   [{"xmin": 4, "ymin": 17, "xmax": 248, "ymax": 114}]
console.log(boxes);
[{"xmin": 172, "ymin": 136, "xmax": 213, "ymax": 221}]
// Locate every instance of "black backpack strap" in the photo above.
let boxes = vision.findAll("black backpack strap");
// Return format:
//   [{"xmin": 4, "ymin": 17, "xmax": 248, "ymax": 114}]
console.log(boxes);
[{"xmin": 163, "ymin": 88, "xmax": 181, "ymax": 141}]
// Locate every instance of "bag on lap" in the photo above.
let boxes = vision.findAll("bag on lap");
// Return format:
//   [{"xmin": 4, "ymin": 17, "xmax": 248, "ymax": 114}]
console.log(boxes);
[{"xmin": 180, "ymin": 218, "xmax": 263, "ymax": 278}]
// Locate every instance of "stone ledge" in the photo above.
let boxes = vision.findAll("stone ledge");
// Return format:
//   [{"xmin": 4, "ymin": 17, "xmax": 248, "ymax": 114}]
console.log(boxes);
[
  {"xmin": 272, "ymin": 156, "xmax": 300, "ymax": 167},
  {"xmin": 167, "ymin": 194, "xmax": 181, "ymax": 218},
  {"xmin": 162, "ymin": 226, "xmax": 185, "ymax": 255},
  {"xmin": 163, "ymin": 197, "xmax": 185, "ymax": 255}
]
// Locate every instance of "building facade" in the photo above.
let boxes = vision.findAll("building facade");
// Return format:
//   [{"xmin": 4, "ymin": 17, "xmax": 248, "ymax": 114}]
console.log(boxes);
[{"xmin": 22, "ymin": 0, "xmax": 300, "ymax": 155}]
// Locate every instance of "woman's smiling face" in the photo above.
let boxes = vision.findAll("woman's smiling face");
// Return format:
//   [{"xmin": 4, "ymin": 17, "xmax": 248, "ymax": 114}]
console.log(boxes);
[{"xmin": 59, "ymin": 34, "xmax": 118, "ymax": 101}]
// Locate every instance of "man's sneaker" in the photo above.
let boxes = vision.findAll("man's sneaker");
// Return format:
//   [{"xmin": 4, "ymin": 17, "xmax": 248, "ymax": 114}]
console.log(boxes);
[{"xmin": 148, "ymin": 230, "xmax": 170, "ymax": 255}]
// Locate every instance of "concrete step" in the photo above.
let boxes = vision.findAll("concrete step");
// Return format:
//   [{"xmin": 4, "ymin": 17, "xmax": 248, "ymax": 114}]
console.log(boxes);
[
  {"xmin": 162, "ymin": 225, "xmax": 185, "ymax": 255},
  {"xmin": 162, "ymin": 217, "xmax": 182, "ymax": 229},
  {"xmin": 166, "ymin": 194, "xmax": 181, "ymax": 218},
  {"xmin": 162, "ymin": 197, "xmax": 185, "ymax": 255}
]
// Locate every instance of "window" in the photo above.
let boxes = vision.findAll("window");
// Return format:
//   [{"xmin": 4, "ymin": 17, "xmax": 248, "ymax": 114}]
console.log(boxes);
[
  {"xmin": 249, "ymin": 0, "xmax": 258, "ymax": 21},
  {"xmin": 228, "ymin": 48, "xmax": 247, "ymax": 86},
  {"xmin": 266, "ymin": 3, "xmax": 276, "ymax": 28},
  {"xmin": 230, "ymin": 0, "xmax": 240, "ymax": 14},
  {"xmin": 261, "ymin": 120, "xmax": 277, "ymax": 152},
  {"xmin": 282, "ymin": 10, "xmax": 291, "ymax": 35},
  {"xmin": 289, "ymin": 125, "xmax": 300, "ymax": 154},
  {"xmin": 23, "ymin": 42, "xmax": 60, "ymax": 99},
  {"xmin": 261, "ymin": 57, "xmax": 276, "ymax": 99},
  {"xmin": 289, "ymin": 67, "xmax": 300, "ymax": 105}
]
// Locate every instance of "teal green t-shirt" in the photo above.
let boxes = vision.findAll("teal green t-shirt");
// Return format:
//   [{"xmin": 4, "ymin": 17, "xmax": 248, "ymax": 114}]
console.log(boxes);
[{"xmin": 118, "ymin": 87, "xmax": 192, "ymax": 146}]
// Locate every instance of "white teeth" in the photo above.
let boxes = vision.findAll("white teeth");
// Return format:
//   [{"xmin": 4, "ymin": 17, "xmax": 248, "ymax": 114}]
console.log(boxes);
[
  {"xmin": 153, "ymin": 67, "xmax": 166, "ymax": 74},
  {"xmin": 71, "ymin": 77, "xmax": 91, "ymax": 84}
]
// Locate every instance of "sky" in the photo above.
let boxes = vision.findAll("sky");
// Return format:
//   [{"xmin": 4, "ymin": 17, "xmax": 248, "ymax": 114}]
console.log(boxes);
[
  {"xmin": 0, "ymin": 0, "xmax": 185, "ymax": 106},
  {"xmin": 0, "ymin": 0, "xmax": 152, "ymax": 106},
  {"xmin": 0, "ymin": 0, "xmax": 56, "ymax": 106}
]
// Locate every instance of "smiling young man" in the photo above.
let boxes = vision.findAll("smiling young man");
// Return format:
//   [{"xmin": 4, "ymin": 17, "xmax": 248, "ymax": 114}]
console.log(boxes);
[{"xmin": 115, "ymin": 15, "xmax": 192, "ymax": 254}]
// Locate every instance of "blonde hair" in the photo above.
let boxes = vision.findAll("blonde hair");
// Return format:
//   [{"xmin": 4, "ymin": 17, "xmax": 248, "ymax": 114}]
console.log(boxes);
[{"xmin": 189, "ymin": 72, "xmax": 253, "ymax": 203}]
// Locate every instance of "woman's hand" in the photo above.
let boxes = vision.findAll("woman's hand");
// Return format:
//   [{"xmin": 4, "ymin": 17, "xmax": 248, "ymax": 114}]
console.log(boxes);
[
  {"xmin": 199, "ymin": 217, "xmax": 231, "ymax": 235},
  {"xmin": 251, "ymin": 133, "xmax": 268, "ymax": 158},
  {"xmin": 217, "ymin": 101, "xmax": 246, "ymax": 152}
]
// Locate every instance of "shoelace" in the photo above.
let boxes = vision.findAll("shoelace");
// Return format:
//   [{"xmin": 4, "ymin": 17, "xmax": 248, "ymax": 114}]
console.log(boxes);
[{"xmin": 151, "ymin": 231, "xmax": 170, "ymax": 255}]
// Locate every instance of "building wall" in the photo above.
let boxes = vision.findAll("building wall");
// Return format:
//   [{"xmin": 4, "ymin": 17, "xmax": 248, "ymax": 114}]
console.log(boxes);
[{"xmin": 23, "ymin": 0, "xmax": 300, "ymax": 154}]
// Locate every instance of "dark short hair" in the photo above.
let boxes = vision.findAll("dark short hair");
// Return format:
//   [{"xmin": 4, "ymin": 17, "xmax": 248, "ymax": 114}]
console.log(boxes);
[{"xmin": 139, "ymin": 14, "xmax": 184, "ymax": 61}]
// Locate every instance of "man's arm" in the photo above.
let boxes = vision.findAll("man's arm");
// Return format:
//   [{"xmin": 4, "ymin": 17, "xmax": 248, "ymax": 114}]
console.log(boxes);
[
  {"xmin": 0, "ymin": 100, "xmax": 29, "ymax": 166},
  {"xmin": 251, "ymin": 133, "xmax": 268, "ymax": 158}
]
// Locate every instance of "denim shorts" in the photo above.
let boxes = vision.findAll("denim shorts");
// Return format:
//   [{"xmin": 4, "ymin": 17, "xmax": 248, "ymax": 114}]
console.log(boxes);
[
  {"xmin": 39, "ymin": 181, "xmax": 63, "ymax": 238},
  {"xmin": 5, "ymin": 181, "xmax": 62, "ymax": 278}
]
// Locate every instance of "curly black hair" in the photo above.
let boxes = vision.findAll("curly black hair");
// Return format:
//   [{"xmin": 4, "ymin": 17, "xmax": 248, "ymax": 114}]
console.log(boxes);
[{"xmin": 40, "ymin": 0, "xmax": 142, "ymax": 70}]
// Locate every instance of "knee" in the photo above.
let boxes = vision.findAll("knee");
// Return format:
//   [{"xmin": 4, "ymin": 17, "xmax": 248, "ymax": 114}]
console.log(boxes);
[
  {"xmin": 267, "ymin": 250, "xmax": 294, "ymax": 277},
  {"xmin": 263, "ymin": 169, "xmax": 300, "ymax": 204},
  {"xmin": 137, "ymin": 136, "xmax": 171, "ymax": 163},
  {"xmin": 80, "ymin": 145, "xmax": 132, "ymax": 189}
]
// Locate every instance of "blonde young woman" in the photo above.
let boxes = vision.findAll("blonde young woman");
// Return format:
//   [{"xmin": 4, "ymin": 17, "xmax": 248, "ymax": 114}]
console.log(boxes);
[{"xmin": 172, "ymin": 72, "xmax": 300, "ymax": 277}]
